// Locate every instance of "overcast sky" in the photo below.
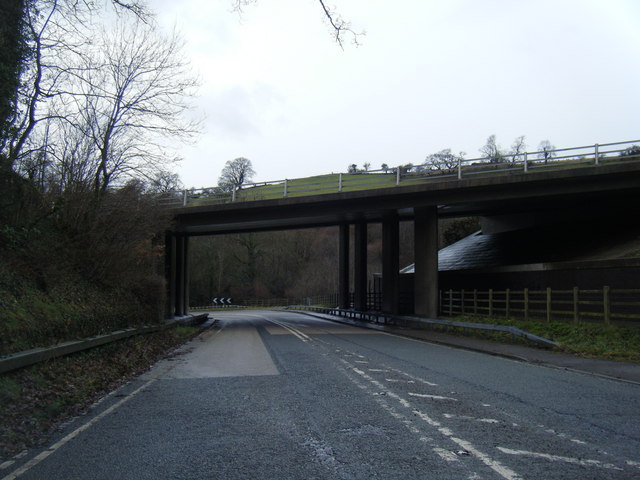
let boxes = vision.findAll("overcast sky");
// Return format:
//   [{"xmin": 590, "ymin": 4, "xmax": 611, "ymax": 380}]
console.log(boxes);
[{"xmin": 154, "ymin": 0, "xmax": 640, "ymax": 188}]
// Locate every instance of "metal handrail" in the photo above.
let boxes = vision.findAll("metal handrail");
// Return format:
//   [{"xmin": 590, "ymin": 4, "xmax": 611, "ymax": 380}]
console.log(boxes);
[{"xmin": 167, "ymin": 139, "xmax": 640, "ymax": 207}]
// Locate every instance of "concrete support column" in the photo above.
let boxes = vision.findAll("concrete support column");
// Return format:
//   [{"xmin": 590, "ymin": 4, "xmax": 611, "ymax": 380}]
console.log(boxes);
[
  {"xmin": 183, "ymin": 235, "xmax": 190, "ymax": 315},
  {"xmin": 338, "ymin": 224, "xmax": 350, "ymax": 309},
  {"xmin": 175, "ymin": 235, "xmax": 185, "ymax": 316},
  {"xmin": 414, "ymin": 206, "xmax": 439, "ymax": 317},
  {"xmin": 354, "ymin": 222, "xmax": 368, "ymax": 311},
  {"xmin": 165, "ymin": 232, "xmax": 177, "ymax": 318},
  {"xmin": 382, "ymin": 211, "xmax": 400, "ymax": 314}
]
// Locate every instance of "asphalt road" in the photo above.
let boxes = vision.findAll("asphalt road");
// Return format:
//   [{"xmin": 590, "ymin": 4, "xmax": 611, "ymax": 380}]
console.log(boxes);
[{"xmin": 4, "ymin": 310, "xmax": 639, "ymax": 480}]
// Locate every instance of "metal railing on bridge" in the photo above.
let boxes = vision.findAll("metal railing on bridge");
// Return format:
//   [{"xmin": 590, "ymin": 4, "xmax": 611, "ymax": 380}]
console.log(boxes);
[{"xmin": 160, "ymin": 139, "xmax": 640, "ymax": 207}]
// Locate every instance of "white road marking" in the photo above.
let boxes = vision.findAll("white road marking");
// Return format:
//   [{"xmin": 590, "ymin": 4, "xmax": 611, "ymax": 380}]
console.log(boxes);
[
  {"xmin": 497, "ymin": 447, "xmax": 624, "ymax": 471},
  {"xmin": 341, "ymin": 358, "xmax": 523, "ymax": 480},
  {"xmin": 263, "ymin": 317, "xmax": 310, "ymax": 342},
  {"xmin": 409, "ymin": 393, "xmax": 458, "ymax": 401},
  {"xmin": 2, "ymin": 378, "xmax": 157, "ymax": 480},
  {"xmin": 380, "ymin": 364, "xmax": 438, "ymax": 386},
  {"xmin": 443, "ymin": 414, "xmax": 499, "ymax": 424},
  {"xmin": 433, "ymin": 448, "xmax": 460, "ymax": 463}
]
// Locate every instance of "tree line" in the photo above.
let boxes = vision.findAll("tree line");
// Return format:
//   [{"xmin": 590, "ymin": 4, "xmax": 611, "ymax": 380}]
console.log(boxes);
[
  {"xmin": 188, "ymin": 218, "xmax": 479, "ymax": 307},
  {"xmin": 348, "ymin": 135, "xmax": 556, "ymax": 174}
]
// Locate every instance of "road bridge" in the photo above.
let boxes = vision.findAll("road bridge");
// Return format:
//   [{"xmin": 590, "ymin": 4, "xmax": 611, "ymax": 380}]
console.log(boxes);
[{"xmin": 167, "ymin": 159, "xmax": 640, "ymax": 318}]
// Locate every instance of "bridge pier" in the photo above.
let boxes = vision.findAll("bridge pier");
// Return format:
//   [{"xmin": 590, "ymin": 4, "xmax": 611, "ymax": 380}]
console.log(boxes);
[
  {"xmin": 354, "ymin": 222, "xmax": 368, "ymax": 311},
  {"xmin": 166, "ymin": 233, "xmax": 189, "ymax": 317},
  {"xmin": 414, "ymin": 206, "xmax": 439, "ymax": 318},
  {"xmin": 165, "ymin": 232, "xmax": 177, "ymax": 318},
  {"xmin": 382, "ymin": 211, "xmax": 400, "ymax": 314},
  {"xmin": 338, "ymin": 224, "xmax": 350, "ymax": 309}
]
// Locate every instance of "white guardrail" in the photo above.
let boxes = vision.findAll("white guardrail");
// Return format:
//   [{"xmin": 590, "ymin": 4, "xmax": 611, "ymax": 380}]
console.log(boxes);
[{"xmin": 159, "ymin": 139, "xmax": 640, "ymax": 207}]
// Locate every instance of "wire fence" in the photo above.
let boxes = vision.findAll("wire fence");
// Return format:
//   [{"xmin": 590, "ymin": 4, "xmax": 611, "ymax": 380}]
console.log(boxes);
[
  {"xmin": 440, "ymin": 287, "xmax": 640, "ymax": 325},
  {"xmin": 160, "ymin": 139, "xmax": 640, "ymax": 207}
]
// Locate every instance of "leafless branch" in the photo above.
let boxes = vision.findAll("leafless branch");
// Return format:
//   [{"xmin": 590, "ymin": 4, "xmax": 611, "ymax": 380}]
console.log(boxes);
[{"xmin": 316, "ymin": 0, "xmax": 363, "ymax": 48}]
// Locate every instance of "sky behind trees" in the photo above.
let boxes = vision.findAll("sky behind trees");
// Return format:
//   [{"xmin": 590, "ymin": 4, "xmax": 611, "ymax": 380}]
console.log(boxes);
[{"xmin": 155, "ymin": 0, "xmax": 640, "ymax": 187}]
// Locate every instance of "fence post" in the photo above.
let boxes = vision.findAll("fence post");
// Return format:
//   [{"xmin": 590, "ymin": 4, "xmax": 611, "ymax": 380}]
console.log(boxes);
[
  {"xmin": 573, "ymin": 287, "xmax": 579, "ymax": 323},
  {"xmin": 473, "ymin": 289, "xmax": 478, "ymax": 314},
  {"xmin": 505, "ymin": 288, "xmax": 510, "ymax": 318},
  {"xmin": 182, "ymin": 189, "xmax": 188, "ymax": 206},
  {"xmin": 595, "ymin": 143, "xmax": 600, "ymax": 165},
  {"xmin": 489, "ymin": 289, "xmax": 493, "ymax": 316},
  {"xmin": 338, "ymin": 173, "xmax": 343, "ymax": 192},
  {"xmin": 396, "ymin": 167, "xmax": 401, "ymax": 185},
  {"xmin": 524, "ymin": 288, "xmax": 529, "ymax": 321},
  {"xmin": 523, "ymin": 152, "xmax": 528, "ymax": 173},
  {"xmin": 603, "ymin": 286, "xmax": 611, "ymax": 325},
  {"xmin": 457, "ymin": 157, "xmax": 462, "ymax": 179},
  {"xmin": 284, "ymin": 179, "xmax": 288, "ymax": 197},
  {"xmin": 461, "ymin": 289, "xmax": 465, "ymax": 314},
  {"xmin": 448, "ymin": 289, "xmax": 453, "ymax": 316},
  {"xmin": 546, "ymin": 287, "xmax": 552, "ymax": 323}
]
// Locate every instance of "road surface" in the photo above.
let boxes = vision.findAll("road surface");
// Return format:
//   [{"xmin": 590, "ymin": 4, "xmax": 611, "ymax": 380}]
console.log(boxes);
[{"xmin": 4, "ymin": 310, "xmax": 639, "ymax": 479}]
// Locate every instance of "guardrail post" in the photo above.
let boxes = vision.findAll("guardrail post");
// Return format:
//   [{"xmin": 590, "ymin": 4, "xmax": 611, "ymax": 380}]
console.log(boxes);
[
  {"xmin": 603, "ymin": 286, "xmax": 611, "ymax": 325},
  {"xmin": 524, "ymin": 288, "xmax": 529, "ymax": 320},
  {"xmin": 338, "ymin": 173, "xmax": 343, "ymax": 192},
  {"xmin": 457, "ymin": 157, "xmax": 462, "ymax": 179},
  {"xmin": 573, "ymin": 286, "xmax": 579, "ymax": 323},
  {"xmin": 284, "ymin": 179, "xmax": 288, "ymax": 197},
  {"xmin": 182, "ymin": 189, "xmax": 188, "ymax": 206},
  {"xmin": 396, "ymin": 167, "xmax": 401, "ymax": 185},
  {"xmin": 523, "ymin": 152, "xmax": 528, "ymax": 173},
  {"xmin": 546, "ymin": 287, "xmax": 552, "ymax": 323},
  {"xmin": 595, "ymin": 143, "xmax": 600, "ymax": 165}
]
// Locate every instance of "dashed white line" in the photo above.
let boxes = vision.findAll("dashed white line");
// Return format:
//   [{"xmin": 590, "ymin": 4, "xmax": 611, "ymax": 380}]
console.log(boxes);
[
  {"xmin": 497, "ymin": 447, "xmax": 624, "ymax": 471},
  {"xmin": 409, "ymin": 392, "xmax": 458, "ymax": 401}
]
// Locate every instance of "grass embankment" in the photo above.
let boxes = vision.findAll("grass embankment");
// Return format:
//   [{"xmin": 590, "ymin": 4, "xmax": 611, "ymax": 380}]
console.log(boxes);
[
  {"xmin": 0, "ymin": 326, "xmax": 199, "ymax": 461},
  {"xmin": 444, "ymin": 315, "xmax": 640, "ymax": 362}
]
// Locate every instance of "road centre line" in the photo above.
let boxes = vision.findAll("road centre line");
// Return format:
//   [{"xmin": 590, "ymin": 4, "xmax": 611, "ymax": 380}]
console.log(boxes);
[
  {"xmin": 303, "ymin": 325, "xmax": 637, "ymax": 476},
  {"xmin": 497, "ymin": 447, "xmax": 624, "ymax": 471},
  {"xmin": 443, "ymin": 414, "xmax": 500, "ymax": 424},
  {"xmin": 409, "ymin": 392, "xmax": 458, "ymax": 401},
  {"xmin": 261, "ymin": 317, "xmax": 310, "ymax": 342},
  {"xmin": 338, "ymin": 357, "xmax": 523, "ymax": 480}
]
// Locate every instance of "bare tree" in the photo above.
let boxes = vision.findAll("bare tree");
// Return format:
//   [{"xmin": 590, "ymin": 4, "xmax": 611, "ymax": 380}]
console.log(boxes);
[
  {"xmin": 424, "ymin": 148, "xmax": 464, "ymax": 173},
  {"xmin": 218, "ymin": 157, "xmax": 255, "ymax": 192},
  {"xmin": 231, "ymin": 0, "xmax": 363, "ymax": 48},
  {"xmin": 75, "ymin": 19, "xmax": 199, "ymax": 193},
  {"xmin": 3, "ymin": 0, "xmax": 151, "ymax": 171},
  {"xmin": 479, "ymin": 135, "xmax": 505, "ymax": 163},
  {"xmin": 508, "ymin": 135, "xmax": 527, "ymax": 165},
  {"xmin": 537, "ymin": 140, "xmax": 556, "ymax": 163}
]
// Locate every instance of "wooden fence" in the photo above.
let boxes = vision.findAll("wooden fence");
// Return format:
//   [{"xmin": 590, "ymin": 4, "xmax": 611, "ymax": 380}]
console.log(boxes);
[{"xmin": 439, "ymin": 287, "xmax": 640, "ymax": 324}]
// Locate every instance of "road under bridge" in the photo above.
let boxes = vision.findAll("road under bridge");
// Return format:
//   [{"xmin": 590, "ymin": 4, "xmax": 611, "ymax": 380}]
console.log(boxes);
[{"xmin": 166, "ymin": 161, "xmax": 640, "ymax": 317}]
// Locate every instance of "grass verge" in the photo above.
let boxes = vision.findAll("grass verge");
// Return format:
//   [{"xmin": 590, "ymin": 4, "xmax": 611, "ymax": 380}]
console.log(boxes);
[
  {"xmin": 0, "ymin": 326, "xmax": 199, "ymax": 461},
  {"xmin": 443, "ymin": 315, "xmax": 640, "ymax": 362}
]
